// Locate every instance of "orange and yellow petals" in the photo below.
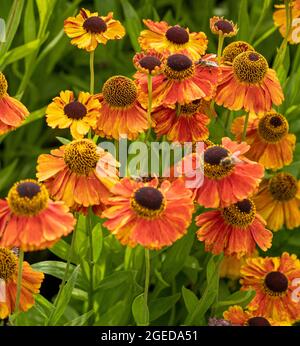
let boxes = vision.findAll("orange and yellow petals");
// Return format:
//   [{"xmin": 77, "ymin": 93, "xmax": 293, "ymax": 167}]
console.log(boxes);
[
  {"xmin": 240, "ymin": 253, "xmax": 300, "ymax": 323},
  {"xmin": 220, "ymin": 255, "xmax": 244, "ymax": 280},
  {"xmin": 0, "ymin": 95, "xmax": 29, "ymax": 135},
  {"xmin": 46, "ymin": 91, "xmax": 100, "ymax": 140},
  {"xmin": 254, "ymin": 181, "xmax": 300, "ymax": 231},
  {"xmin": 138, "ymin": 20, "xmax": 207, "ymax": 60},
  {"xmin": 196, "ymin": 211, "xmax": 272, "ymax": 258},
  {"xmin": 232, "ymin": 115, "xmax": 295, "ymax": 170},
  {"xmin": 103, "ymin": 178, "xmax": 194, "ymax": 250},
  {"xmin": 0, "ymin": 200, "xmax": 75, "ymax": 251},
  {"xmin": 215, "ymin": 67, "xmax": 284, "ymax": 114},
  {"xmin": 64, "ymin": 9, "xmax": 125, "ymax": 52},
  {"xmin": 95, "ymin": 100, "xmax": 148, "ymax": 140},
  {"xmin": 273, "ymin": 2, "xmax": 300, "ymax": 43},
  {"xmin": 152, "ymin": 106, "xmax": 209, "ymax": 143},
  {"xmin": 0, "ymin": 261, "xmax": 44, "ymax": 318}
]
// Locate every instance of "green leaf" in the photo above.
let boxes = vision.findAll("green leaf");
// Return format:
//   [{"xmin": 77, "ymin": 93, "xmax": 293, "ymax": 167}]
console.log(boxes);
[
  {"xmin": 47, "ymin": 265, "xmax": 80, "ymax": 326},
  {"xmin": 49, "ymin": 239, "xmax": 78, "ymax": 264},
  {"xmin": 0, "ymin": 39, "xmax": 40, "ymax": 70},
  {"xmin": 121, "ymin": 0, "xmax": 141, "ymax": 51},
  {"xmin": 132, "ymin": 293, "xmax": 149, "ymax": 326},
  {"xmin": 149, "ymin": 294, "xmax": 181, "ymax": 321},
  {"xmin": 0, "ymin": 0, "xmax": 25, "ymax": 56},
  {"xmin": 92, "ymin": 223, "xmax": 103, "ymax": 263},
  {"xmin": 216, "ymin": 290, "xmax": 255, "ymax": 308},
  {"xmin": 56, "ymin": 136, "xmax": 71, "ymax": 145},
  {"xmin": 64, "ymin": 311, "xmax": 94, "ymax": 326},
  {"xmin": 182, "ymin": 287, "xmax": 199, "ymax": 314},
  {"xmin": 0, "ymin": 159, "xmax": 18, "ymax": 191},
  {"xmin": 237, "ymin": 0, "xmax": 250, "ymax": 41},
  {"xmin": 95, "ymin": 271, "xmax": 133, "ymax": 291},
  {"xmin": 24, "ymin": 0, "xmax": 36, "ymax": 45}
]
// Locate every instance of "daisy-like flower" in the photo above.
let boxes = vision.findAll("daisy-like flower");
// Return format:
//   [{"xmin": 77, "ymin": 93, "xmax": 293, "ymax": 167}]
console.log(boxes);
[
  {"xmin": 137, "ymin": 53, "xmax": 219, "ymax": 108},
  {"xmin": 46, "ymin": 90, "xmax": 101, "ymax": 139},
  {"xmin": 152, "ymin": 99, "xmax": 210, "ymax": 143},
  {"xmin": 240, "ymin": 252, "xmax": 300, "ymax": 323},
  {"xmin": 196, "ymin": 198, "xmax": 273, "ymax": 258},
  {"xmin": 222, "ymin": 41, "xmax": 254, "ymax": 63},
  {"xmin": 133, "ymin": 49, "xmax": 166, "ymax": 76},
  {"xmin": 0, "ymin": 180, "xmax": 75, "ymax": 251},
  {"xmin": 254, "ymin": 172, "xmax": 300, "ymax": 231},
  {"xmin": 138, "ymin": 20, "xmax": 208, "ymax": 60},
  {"xmin": 37, "ymin": 139, "xmax": 119, "ymax": 209},
  {"xmin": 0, "ymin": 247, "xmax": 44, "ymax": 318},
  {"xmin": 0, "ymin": 72, "xmax": 29, "ymax": 135},
  {"xmin": 215, "ymin": 51, "xmax": 284, "ymax": 114},
  {"xmin": 64, "ymin": 9, "xmax": 125, "ymax": 52},
  {"xmin": 94, "ymin": 75, "xmax": 148, "ymax": 140},
  {"xmin": 223, "ymin": 305, "xmax": 290, "ymax": 326},
  {"xmin": 231, "ymin": 112, "xmax": 295, "ymax": 170},
  {"xmin": 210, "ymin": 16, "xmax": 238, "ymax": 37},
  {"xmin": 102, "ymin": 178, "xmax": 194, "ymax": 250},
  {"xmin": 273, "ymin": 0, "xmax": 300, "ymax": 44},
  {"xmin": 192, "ymin": 137, "xmax": 264, "ymax": 208}
]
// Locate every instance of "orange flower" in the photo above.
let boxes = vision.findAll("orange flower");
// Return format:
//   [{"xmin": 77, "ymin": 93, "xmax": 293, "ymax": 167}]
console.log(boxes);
[
  {"xmin": 231, "ymin": 112, "xmax": 295, "ymax": 170},
  {"xmin": 210, "ymin": 16, "xmax": 238, "ymax": 37},
  {"xmin": 36, "ymin": 139, "xmax": 119, "ymax": 208},
  {"xmin": 64, "ymin": 9, "xmax": 125, "ymax": 51},
  {"xmin": 133, "ymin": 49, "xmax": 166, "ymax": 76},
  {"xmin": 220, "ymin": 251, "xmax": 258, "ymax": 280},
  {"xmin": 0, "ymin": 247, "xmax": 44, "ymax": 318},
  {"xmin": 196, "ymin": 198, "xmax": 272, "ymax": 258},
  {"xmin": 46, "ymin": 90, "xmax": 101, "ymax": 139},
  {"xmin": 0, "ymin": 72, "xmax": 29, "ymax": 135},
  {"xmin": 138, "ymin": 20, "xmax": 207, "ymax": 60},
  {"xmin": 102, "ymin": 178, "xmax": 194, "ymax": 250},
  {"xmin": 152, "ymin": 99, "xmax": 210, "ymax": 143},
  {"xmin": 240, "ymin": 252, "xmax": 300, "ymax": 323},
  {"xmin": 191, "ymin": 137, "xmax": 264, "ymax": 208},
  {"xmin": 254, "ymin": 172, "xmax": 300, "ymax": 231},
  {"xmin": 273, "ymin": 0, "xmax": 300, "ymax": 44},
  {"xmin": 223, "ymin": 305, "xmax": 290, "ymax": 326},
  {"xmin": 216, "ymin": 51, "xmax": 284, "ymax": 114},
  {"xmin": 94, "ymin": 76, "xmax": 148, "ymax": 140},
  {"xmin": 137, "ymin": 53, "xmax": 219, "ymax": 108},
  {"xmin": 0, "ymin": 180, "xmax": 75, "ymax": 251}
]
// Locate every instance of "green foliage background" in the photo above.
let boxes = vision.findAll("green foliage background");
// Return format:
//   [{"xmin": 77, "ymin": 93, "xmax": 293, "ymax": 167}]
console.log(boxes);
[{"xmin": 0, "ymin": 0, "xmax": 300, "ymax": 326}]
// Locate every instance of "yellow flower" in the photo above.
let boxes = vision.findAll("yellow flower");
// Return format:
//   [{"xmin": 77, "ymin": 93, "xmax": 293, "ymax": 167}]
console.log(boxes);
[
  {"xmin": 46, "ymin": 90, "xmax": 101, "ymax": 139},
  {"xmin": 64, "ymin": 9, "xmax": 125, "ymax": 51},
  {"xmin": 210, "ymin": 16, "xmax": 238, "ymax": 37}
]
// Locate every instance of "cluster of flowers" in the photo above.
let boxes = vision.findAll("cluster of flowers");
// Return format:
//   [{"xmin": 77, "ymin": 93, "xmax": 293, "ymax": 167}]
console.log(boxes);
[{"xmin": 0, "ymin": 2, "xmax": 300, "ymax": 325}]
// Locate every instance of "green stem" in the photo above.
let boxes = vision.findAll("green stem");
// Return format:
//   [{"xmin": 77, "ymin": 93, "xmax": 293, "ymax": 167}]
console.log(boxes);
[
  {"xmin": 249, "ymin": 0, "xmax": 271, "ymax": 43},
  {"xmin": 47, "ymin": 221, "xmax": 77, "ymax": 325},
  {"xmin": 89, "ymin": 51, "xmax": 95, "ymax": 94},
  {"xmin": 241, "ymin": 113, "xmax": 250, "ymax": 142},
  {"xmin": 176, "ymin": 103, "xmax": 181, "ymax": 116},
  {"xmin": 14, "ymin": 249, "xmax": 24, "ymax": 313},
  {"xmin": 87, "ymin": 208, "xmax": 94, "ymax": 318},
  {"xmin": 217, "ymin": 34, "xmax": 224, "ymax": 65},
  {"xmin": 145, "ymin": 74, "xmax": 153, "ymax": 142},
  {"xmin": 144, "ymin": 248, "xmax": 150, "ymax": 323}
]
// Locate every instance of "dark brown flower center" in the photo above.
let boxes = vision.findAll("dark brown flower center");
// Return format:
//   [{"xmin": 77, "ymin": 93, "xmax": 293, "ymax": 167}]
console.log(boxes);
[
  {"xmin": 139, "ymin": 56, "xmax": 161, "ymax": 72},
  {"xmin": 247, "ymin": 317, "xmax": 271, "ymax": 326},
  {"xmin": 269, "ymin": 173, "xmax": 298, "ymax": 201},
  {"xmin": 166, "ymin": 25, "xmax": 189, "ymax": 44},
  {"xmin": 134, "ymin": 187, "xmax": 163, "ymax": 211},
  {"xmin": 236, "ymin": 199, "xmax": 252, "ymax": 213},
  {"xmin": 264, "ymin": 271, "xmax": 288, "ymax": 293},
  {"xmin": 83, "ymin": 16, "xmax": 107, "ymax": 33},
  {"xmin": 204, "ymin": 146, "xmax": 229, "ymax": 165},
  {"xmin": 17, "ymin": 182, "xmax": 41, "ymax": 199},
  {"xmin": 214, "ymin": 20, "xmax": 234, "ymax": 34},
  {"xmin": 248, "ymin": 53, "xmax": 260, "ymax": 61},
  {"xmin": 258, "ymin": 113, "xmax": 288, "ymax": 143},
  {"xmin": 64, "ymin": 101, "xmax": 87, "ymax": 120},
  {"xmin": 269, "ymin": 115, "xmax": 283, "ymax": 127},
  {"xmin": 167, "ymin": 54, "xmax": 192, "ymax": 71}
]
